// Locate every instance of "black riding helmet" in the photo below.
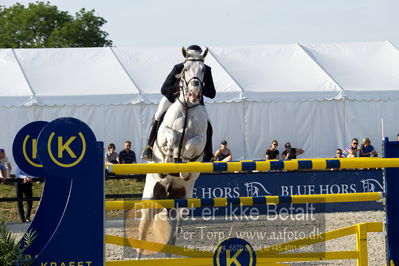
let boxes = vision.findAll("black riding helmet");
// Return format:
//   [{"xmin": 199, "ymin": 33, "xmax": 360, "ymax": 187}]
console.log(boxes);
[{"xmin": 187, "ymin": 45, "xmax": 202, "ymax": 53}]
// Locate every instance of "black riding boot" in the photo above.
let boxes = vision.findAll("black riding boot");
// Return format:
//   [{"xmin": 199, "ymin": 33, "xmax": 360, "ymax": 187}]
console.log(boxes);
[
  {"xmin": 203, "ymin": 121, "xmax": 213, "ymax": 162},
  {"xmin": 141, "ymin": 119, "xmax": 159, "ymax": 161}
]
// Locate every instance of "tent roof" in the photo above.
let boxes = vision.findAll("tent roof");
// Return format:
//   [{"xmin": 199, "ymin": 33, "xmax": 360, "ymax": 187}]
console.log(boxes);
[
  {"xmin": 301, "ymin": 41, "xmax": 399, "ymax": 100},
  {"xmin": 1, "ymin": 41, "xmax": 398, "ymax": 107}
]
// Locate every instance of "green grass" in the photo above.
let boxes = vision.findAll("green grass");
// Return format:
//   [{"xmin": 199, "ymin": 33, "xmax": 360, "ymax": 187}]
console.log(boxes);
[{"xmin": 0, "ymin": 179, "xmax": 145, "ymax": 223}]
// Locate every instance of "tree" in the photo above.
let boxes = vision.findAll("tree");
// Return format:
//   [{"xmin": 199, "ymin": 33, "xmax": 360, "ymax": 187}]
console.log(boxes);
[{"xmin": 0, "ymin": 1, "xmax": 112, "ymax": 48}]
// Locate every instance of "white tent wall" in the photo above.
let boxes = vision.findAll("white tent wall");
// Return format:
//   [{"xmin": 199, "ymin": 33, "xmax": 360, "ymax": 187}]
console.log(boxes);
[
  {"xmin": 0, "ymin": 107, "xmax": 34, "ymax": 167},
  {"xmin": 344, "ymin": 100, "xmax": 399, "ymax": 155},
  {"xmin": 207, "ymin": 102, "xmax": 245, "ymax": 160},
  {"xmin": 243, "ymin": 100, "xmax": 345, "ymax": 160}
]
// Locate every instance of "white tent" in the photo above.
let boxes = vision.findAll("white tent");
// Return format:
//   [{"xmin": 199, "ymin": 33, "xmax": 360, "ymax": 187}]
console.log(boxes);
[{"xmin": 1, "ymin": 41, "xmax": 399, "ymax": 167}]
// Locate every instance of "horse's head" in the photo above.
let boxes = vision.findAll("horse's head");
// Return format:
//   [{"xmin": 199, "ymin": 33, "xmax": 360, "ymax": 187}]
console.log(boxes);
[{"xmin": 179, "ymin": 46, "xmax": 209, "ymax": 104}]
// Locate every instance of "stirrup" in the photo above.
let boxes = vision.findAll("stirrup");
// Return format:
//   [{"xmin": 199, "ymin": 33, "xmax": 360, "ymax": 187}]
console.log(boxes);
[{"xmin": 141, "ymin": 146, "xmax": 154, "ymax": 161}]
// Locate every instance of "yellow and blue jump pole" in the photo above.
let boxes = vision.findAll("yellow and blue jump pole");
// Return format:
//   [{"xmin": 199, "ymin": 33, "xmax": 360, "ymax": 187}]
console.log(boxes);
[
  {"xmin": 105, "ymin": 192, "xmax": 383, "ymax": 211},
  {"xmin": 109, "ymin": 157, "xmax": 399, "ymax": 174}
]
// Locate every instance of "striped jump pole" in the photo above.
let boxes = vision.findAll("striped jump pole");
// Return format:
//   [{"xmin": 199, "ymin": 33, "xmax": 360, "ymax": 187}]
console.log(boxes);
[
  {"xmin": 108, "ymin": 157, "xmax": 399, "ymax": 175},
  {"xmin": 105, "ymin": 192, "xmax": 383, "ymax": 210}
]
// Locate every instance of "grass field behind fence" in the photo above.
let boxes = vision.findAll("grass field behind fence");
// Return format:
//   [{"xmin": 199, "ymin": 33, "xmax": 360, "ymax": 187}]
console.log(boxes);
[{"xmin": 0, "ymin": 179, "xmax": 145, "ymax": 223}]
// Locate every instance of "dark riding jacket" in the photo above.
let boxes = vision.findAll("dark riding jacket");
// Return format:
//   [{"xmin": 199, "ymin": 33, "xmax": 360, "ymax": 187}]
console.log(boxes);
[{"xmin": 160, "ymin": 63, "xmax": 216, "ymax": 105}]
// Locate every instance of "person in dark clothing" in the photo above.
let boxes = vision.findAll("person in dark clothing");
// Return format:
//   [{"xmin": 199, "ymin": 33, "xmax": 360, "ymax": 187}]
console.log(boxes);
[
  {"xmin": 282, "ymin": 142, "xmax": 304, "ymax": 159},
  {"xmin": 118, "ymin": 141, "xmax": 137, "ymax": 164},
  {"xmin": 15, "ymin": 166, "xmax": 34, "ymax": 223},
  {"xmin": 141, "ymin": 45, "xmax": 216, "ymax": 162},
  {"xmin": 214, "ymin": 140, "xmax": 233, "ymax": 162},
  {"xmin": 265, "ymin": 140, "xmax": 280, "ymax": 160}
]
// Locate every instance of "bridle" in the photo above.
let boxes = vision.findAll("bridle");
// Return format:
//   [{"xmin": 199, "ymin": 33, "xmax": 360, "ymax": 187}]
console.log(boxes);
[
  {"xmin": 174, "ymin": 57, "xmax": 205, "ymax": 162},
  {"xmin": 178, "ymin": 57, "xmax": 205, "ymax": 108}
]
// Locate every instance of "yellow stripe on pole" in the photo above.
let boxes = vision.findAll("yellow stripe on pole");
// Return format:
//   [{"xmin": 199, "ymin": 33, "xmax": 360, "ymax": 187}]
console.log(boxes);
[
  {"xmin": 226, "ymin": 161, "xmax": 245, "ymax": 172},
  {"xmin": 266, "ymin": 196, "xmax": 280, "ymax": 204},
  {"xmin": 255, "ymin": 161, "xmax": 271, "ymax": 171},
  {"xmin": 239, "ymin": 197, "xmax": 253, "ymax": 206},
  {"xmin": 213, "ymin": 198, "xmax": 227, "ymax": 207},
  {"xmin": 290, "ymin": 192, "xmax": 383, "ymax": 204},
  {"xmin": 281, "ymin": 159, "xmax": 298, "ymax": 170},
  {"xmin": 308, "ymin": 158, "xmax": 327, "ymax": 170},
  {"xmin": 187, "ymin": 198, "xmax": 202, "ymax": 208}
]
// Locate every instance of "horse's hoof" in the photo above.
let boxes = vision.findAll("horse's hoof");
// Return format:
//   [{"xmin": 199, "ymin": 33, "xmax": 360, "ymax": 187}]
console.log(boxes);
[{"xmin": 141, "ymin": 147, "xmax": 154, "ymax": 161}]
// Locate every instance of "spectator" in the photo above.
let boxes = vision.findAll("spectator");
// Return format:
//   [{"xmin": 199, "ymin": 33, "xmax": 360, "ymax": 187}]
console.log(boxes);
[
  {"xmin": 105, "ymin": 143, "xmax": 119, "ymax": 165},
  {"xmin": 397, "ymin": 133, "xmax": 399, "ymax": 141},
  {"xmin": 15, "ymin": 166, "xmax": 34, "ymax": 223},
  {"xmin": 0, "ymin": 148, "xmax": 12, "ymax": 183},
  {"xmin": 118, "ymin": 141, "xmax": 137, "ymax": 164},
  {"xmin": 344, "ymin": 138, "xmax": 360, "ymax": 158},
  {"xmin": 265, "ymin": 140, "xmax": 279, "ymax": 160},
  {"xmin": 335, "ymin": 148, "xmax": 344, "ymax": 158},
  {"xmin": 214, "ymin": 140, "xmax": 232, "ymax": 162},
  {"xmin": 282, "ymin": 142, "xmax": 304, "ymax": 159},
  {"xmin": 360, "ymin": 137, "xmax": 378, "ymax": 157}
]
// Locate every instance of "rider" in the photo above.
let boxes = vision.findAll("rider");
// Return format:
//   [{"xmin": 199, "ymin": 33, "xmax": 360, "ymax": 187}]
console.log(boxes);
[{"xmin": 141, "ymin": 45, "xmax": 216, "ymax": 162}]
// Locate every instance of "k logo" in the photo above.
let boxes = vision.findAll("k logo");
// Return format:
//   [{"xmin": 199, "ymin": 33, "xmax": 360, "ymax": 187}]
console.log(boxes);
[
  {"xmin": 47, "ymin": 132, "xmax": 86, "ymax": 167},
  {"xmin": 213, "ymin": 238, "xmax": 256, "ymax": 266},
  {"xmin": 36, "ymin": 117, "xmax": 97, "ymax": 176}
]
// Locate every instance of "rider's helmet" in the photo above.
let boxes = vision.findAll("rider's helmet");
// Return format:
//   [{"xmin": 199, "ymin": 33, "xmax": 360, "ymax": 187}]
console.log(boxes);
[{"xmin": 187, "ymin": 45, "xmax": 203, "ymax": 53}]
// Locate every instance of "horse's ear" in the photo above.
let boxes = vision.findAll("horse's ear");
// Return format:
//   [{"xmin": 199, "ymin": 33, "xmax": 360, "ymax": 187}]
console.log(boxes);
[
  {"xmin": 202, "ymin": 47, "xmax": 208, "ymax": 58},
  {"xmin": 182, "ymin": 47, "xmax": 187, "ymax": 58}
]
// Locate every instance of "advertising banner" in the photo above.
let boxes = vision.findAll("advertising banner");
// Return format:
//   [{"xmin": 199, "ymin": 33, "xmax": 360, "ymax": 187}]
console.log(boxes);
[{"xmin": 193, "ymin": 170, "xmax": 383, "ymax": 214}]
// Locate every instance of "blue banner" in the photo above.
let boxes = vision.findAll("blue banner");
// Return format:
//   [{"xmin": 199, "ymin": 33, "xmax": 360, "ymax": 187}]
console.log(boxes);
[{"xmin": 193, "ymin": 170, "xmax": 383, "ymax": 214}]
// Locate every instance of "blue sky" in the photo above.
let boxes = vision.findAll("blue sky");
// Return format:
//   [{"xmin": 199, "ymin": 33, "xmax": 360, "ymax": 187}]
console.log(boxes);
[{"xmin": 2, "ymin": 0, "xmax": 399, "ymax": 47}]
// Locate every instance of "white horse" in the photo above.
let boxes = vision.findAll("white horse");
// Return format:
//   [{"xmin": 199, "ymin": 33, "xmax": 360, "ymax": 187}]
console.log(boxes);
[{"xmin": 137, "ymin": 47, "xmax": 209, "ymax": 258}]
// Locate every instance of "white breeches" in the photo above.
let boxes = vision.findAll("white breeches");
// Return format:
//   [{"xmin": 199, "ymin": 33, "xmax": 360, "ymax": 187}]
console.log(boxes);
[{"xmin": 155, "ymin": 96, "xmax": 173, "ymax": 121}]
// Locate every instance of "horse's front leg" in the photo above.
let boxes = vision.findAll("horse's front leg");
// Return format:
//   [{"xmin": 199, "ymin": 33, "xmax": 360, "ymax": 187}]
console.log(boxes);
[
  {"xmin": 159, "ymin": 127, "xmax": 178, "ymax": 163},
  {"xmin": 136, "ymin": 208, "xmax": 155, "ymax": 259},
  {"xmin": 183, "ymin": 135, "xmax": 206, "ymax": 160},
  {"xmin": 166, "ymin": 129, "xmax": 182, "ymax": 163},
  {"xmin": 179, "ymin": 135, "xmax": 205, "ymax": 180}
]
